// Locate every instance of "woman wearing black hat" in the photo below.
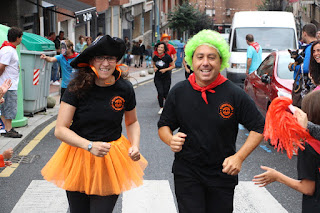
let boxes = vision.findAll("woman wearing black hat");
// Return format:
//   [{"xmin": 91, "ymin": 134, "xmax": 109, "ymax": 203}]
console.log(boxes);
[{"xmin": 41, "ymin": 35, "xmax": 148, "ymax": 212}]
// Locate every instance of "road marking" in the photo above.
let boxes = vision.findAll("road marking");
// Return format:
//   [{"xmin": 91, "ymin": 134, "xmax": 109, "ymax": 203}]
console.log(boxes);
[
  {"xmin": 238, "ymin": 124, "xmax": 245, "ymax": 130},
  {"xmin": 19, "ymin": 120, "xmax": 56, "ymax": 156},
  {"xmin": 0, "ymin": 163, "xmax": 19, "ymax": 177},
  {"xmin": 0, "ymin": 120, "xmax": 56, "ymax": 178},
  {"xmin": 10, "ymin": 180, "xmax": 288, "ymax": 212},
  {"xmin": 11, "ymin": 180, "xmax": 68, "ymax": 213},
  {"xmin": 122, "ymin": 180, "xmax": 177, "ymax": 213},
  {"xmin": 260, "ymin": 145, "xmax": 272, "ymax": 153},
  {"xmin": 234, "ymin": 181, "xmax": 288, "ymax": 213}
]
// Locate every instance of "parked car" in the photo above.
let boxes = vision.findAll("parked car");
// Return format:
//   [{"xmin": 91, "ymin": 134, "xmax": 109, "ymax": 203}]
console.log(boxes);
[{"xmin": 244, "ymin": 50, "xmax": 294, "ymax": 116}]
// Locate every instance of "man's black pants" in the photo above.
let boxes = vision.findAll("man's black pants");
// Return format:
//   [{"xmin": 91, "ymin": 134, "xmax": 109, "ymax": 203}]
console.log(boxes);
[
  {"xmin": 66, "ymin": 190, "xmax": 119, "ymax": 213},
  {"xmin": 154, "ymin": 75, "xmax": 171, "ymax": 107},
  {"xmin": 174, "ymin": 174, "xmax": 235, "ymax": 213}
]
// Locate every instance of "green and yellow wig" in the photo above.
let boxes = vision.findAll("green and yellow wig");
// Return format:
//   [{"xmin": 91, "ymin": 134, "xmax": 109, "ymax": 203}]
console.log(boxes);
[{"xmin": 184, "ymin": 29, "xmax": 230, "ymax": 71}]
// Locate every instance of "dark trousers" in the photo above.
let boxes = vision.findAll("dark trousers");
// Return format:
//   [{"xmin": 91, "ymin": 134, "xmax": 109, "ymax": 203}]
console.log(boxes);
[
  {"xmin": 174, "ymin": 174, "xmax": 235, "ymax": 213},
  {"xmin": 154, "ymin": 75, "xmax": 171, "ymax": 107},
  {"xmin": 66, "ymin": 190, "xmax": 119, "ymax": 213}
]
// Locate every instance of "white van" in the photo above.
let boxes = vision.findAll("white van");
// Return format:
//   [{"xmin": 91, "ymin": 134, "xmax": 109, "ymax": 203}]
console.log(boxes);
[{"xmin": 227, "ymin": 11, "xmax": 298, "ymax": 87}]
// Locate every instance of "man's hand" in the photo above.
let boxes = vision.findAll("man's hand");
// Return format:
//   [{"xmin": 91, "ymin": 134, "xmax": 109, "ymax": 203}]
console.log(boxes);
[
  {"xmin": 288, "ymin": 62, "xmax": 295, "ymax": 71},
  {"xmin": 40, "ymin": 54, "xmax": 47, "ymax": 60},
  {"xmin": 170, "ymin": 132, "xmax": 187, "ymax": 152},
  {"xmin": 0, "ymin": 79, "xmax": 12, "ymax": 99},
  {"xmin": 222, "ymin": 154, "xmax": 244, "ymax": 176}
]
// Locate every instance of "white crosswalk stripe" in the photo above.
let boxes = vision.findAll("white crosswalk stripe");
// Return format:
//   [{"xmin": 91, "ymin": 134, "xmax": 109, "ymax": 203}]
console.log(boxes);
[{"xmin": 11, "ymin": 180, "xmax": 288, "ymax": 213}]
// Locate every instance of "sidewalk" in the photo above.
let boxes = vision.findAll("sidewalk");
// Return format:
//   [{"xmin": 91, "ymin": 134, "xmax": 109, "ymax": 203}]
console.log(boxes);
[{"xmin": 0, "ymin": 64, "xmax": 156, "ymax": 154}]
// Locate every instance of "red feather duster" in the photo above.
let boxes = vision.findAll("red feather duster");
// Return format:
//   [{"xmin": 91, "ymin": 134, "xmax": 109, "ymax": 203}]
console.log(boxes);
[{"xmin": 264, "ymin": 97, "xmax": 320, "ymax": 159}]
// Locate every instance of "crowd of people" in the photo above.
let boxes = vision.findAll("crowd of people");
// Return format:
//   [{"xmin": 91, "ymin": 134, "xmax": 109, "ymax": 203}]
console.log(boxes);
[{"xmin": 1, "ymin": 23, "xmax": 320, "ymax": 212}]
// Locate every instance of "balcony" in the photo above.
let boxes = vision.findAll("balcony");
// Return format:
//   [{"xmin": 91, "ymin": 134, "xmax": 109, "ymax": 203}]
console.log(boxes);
[{"xmin": 109, "ymin": 0, "xmax": 130, "ymax": 6}]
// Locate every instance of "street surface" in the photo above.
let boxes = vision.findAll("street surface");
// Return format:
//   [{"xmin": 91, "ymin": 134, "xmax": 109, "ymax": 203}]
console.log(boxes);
[{"xmin": 0, "ymin": 69, "xmax": 301, "ymax": 212}]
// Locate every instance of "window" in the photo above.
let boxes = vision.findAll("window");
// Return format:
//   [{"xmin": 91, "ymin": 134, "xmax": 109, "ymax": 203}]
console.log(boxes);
[{"xmin": 257, "ymin": 55, "xmax": 275, "ymax": 77}]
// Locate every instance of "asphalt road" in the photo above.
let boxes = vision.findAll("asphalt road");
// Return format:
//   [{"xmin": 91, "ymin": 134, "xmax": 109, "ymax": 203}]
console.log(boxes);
[{"xmin": 0, "ymin": 69, "xmax": 301, "ymax": 213}]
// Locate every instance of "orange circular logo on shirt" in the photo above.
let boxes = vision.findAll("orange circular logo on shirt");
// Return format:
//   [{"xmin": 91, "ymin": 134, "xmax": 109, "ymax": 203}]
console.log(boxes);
[
  {"xmin": 110, "ymin": 96, "xmax": 125, "ymax": 111},
  {"xmin": 219, "ymin": 103, "xmax": 234, "ymax": 119}
]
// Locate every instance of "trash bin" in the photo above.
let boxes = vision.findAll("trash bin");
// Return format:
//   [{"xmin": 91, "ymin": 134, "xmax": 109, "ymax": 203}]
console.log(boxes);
[
  {"xmin": 0, "ymin": 24, "xmax": 28, "ymax": 127},
  {"xmin": 171, "ymin": 40, "xmax": 185, "ymax": 68},
  {"xmin": 20, "ymin": 32, "xmax": 56, "ymax": 116}
]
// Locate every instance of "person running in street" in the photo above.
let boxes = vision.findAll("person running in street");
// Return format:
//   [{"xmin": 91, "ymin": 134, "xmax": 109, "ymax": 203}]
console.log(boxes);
[
  {"xmin": 0, "ymin": 27, "xmax": 23, "ymax": 138},
  {"xmin": 152, "ymin": 42, "xmax": 175, "ymax": 115},
  {"xmin": 40, "ymin": 40, "xmax": 78, "ymax": 101},
  {"xmin": 154, "ymin": 33, "xmax": 177, "ymax": 63},
  {"xmin": 41, "ymin": 35, "xmax": 148, "ymax": 213},
  {"xmin": 158, "ymin": 30, "xmax": 265, "ymax": 213},
  {"xmin": 246, "ymin": 34, "xmax": 262, "ymax": 75}
]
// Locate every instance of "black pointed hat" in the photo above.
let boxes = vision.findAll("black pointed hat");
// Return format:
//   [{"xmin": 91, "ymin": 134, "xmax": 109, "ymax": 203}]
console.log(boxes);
[{"xmin": 70, "ymin": 35, "xmax": 126, "ymax": 68}]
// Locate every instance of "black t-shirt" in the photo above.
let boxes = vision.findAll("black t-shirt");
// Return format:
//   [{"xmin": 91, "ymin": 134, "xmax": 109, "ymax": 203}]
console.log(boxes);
[
  {"xmin": 152, "ymin": 54, "xmax": 173, "ymax": 78},
  {"xmin": 158, "ymin": 80, "xmax": 265, "ymax": 187},
  {"xmin": 298, "ymin": 143, "xmax": 320, "ymax": 212},
  {"xmin": 62, "ymin": 78, "xmax": 136, "ymax": 142}
]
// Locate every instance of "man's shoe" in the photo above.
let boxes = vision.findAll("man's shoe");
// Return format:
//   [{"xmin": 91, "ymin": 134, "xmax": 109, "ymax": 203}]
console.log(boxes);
[
  {"xmin": 52, "ymin": 81, "xmax": 60, "ymax": 86},
  {"xmin": 3, "ymin": 128, "xmax": 22, "ymax": 138},
  {"xmin": 158, "ymin": 108, "xmax": 163, "ymax": 115}
]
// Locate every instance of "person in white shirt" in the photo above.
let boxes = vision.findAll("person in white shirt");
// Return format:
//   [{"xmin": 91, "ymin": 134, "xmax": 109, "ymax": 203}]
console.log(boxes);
[{"xmin": 0, "ymin": 27, "xmax": 23, "ymax": 138}]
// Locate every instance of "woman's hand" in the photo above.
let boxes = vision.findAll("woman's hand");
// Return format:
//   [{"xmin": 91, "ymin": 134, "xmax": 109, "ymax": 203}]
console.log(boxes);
[
  {"xmin": 128, "ymin": 145, "xmax": 140, "ymax": 161},
  {"xmin": 89, "ymin": 142, "xmax": 111, "ymax": 157},
  {"xmin": 154, "ymin": 67, "xmax": 158, "ymax": 72},
  {"xmin": 252, "ymin": 166, "xmax": 279, "ymax": 187}
]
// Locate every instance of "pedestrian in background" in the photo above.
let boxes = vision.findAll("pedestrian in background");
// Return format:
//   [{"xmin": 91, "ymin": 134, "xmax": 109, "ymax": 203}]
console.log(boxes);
[
  {"xmin": 131, "ymin": 41, "xmax": 140, "ymax": 68},
  {"xmin": 40, "ymin": 40, "xmax": 78, "ymax": 101},
  {"xmin": 316, "ymin": 30, "xmax": 320, "ymax": 40},
  {"xmin": 124, "ymin": 36, "xmax": 131, "ymax": 66},
  {"xmin": 0, "ymin": 27, "xmax": 23, "ymax": 138},
  {"xmin": 183, "ymin": 58, "xmax": 193, "ymax": 79},
  {"xmin": 41, "ymin": 35, "xmax": 147, "ymax": 213},
  {"xmin": 152, "ymin": 42, "xmax": 175, "ymax": 115},
  {"xmin": 246, "ymin": 34, "xmax": 262, "ymax": 75},
  {"xmin": 145, "ymin": 45, "xmax": 153, "ymax": 68},
  {"xmin": 253, "ymin": 90, "xmax": 320, "ymax": 213},
  {"xmin": 308, "ymin": 40, "xmax": 320, "ymax": 91},
  {"xmin": 75, "ymin": 35, "xmax": 86, "ymax": 53},
  {"xmin": 47, "ymin": 32, "xmax": 60, "ymax": 86},
  {"xmin": 82, "ymin": 36, "xmax": 92, "ymax": 51},
  {"xmin": 138, "ymin": 39, "xmax": 145, "ymax": 67},
  {"xmin": 289, "ymin": 24, "xmax": 317, "ymax": 108},
  {"xmin": 154, "ymin": 34, "xmax": 177, "ymax": 63},
  {"xmin": 158, "ymin": 30, "xmax": 265, "ymax": 213}
]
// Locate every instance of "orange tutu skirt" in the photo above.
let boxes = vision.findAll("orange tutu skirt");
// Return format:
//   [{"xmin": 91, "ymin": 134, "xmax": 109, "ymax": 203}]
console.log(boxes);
[{"xmin": 41, "ymin": 135, "xmax": 148, "ymax": 196}]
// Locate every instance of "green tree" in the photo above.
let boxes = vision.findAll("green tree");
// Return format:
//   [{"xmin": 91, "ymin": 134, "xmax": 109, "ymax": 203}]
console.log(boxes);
[{"xmin": 167, "ymin": 1, "xmax": 214, "ymax": 39}]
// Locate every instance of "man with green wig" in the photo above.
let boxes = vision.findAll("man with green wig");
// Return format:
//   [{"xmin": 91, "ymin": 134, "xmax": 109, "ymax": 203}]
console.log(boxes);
[{"xmin": 158, "ymin": 29, "xmax": 265, "ymax": 212}]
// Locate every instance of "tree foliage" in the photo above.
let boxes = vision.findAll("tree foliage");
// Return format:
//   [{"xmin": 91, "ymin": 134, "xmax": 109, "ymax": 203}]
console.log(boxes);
[{"xmin": 168, "ymin": 1, "xmax": 214, "ymax": 38}]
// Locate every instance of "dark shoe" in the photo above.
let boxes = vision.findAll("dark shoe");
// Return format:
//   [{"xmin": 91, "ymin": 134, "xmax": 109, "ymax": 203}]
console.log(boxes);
[{"xmin": 3, "ymin": 128, "xmax": 22, "ymax": 138}]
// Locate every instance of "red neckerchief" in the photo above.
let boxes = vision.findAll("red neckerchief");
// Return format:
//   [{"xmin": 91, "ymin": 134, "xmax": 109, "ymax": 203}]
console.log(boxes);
[
  {"xmin": 250, "ymin": 42, "xmax": 260, "ymax": 53},
  {"xmin": 188, "ymin": 73, "xmax": 227, "ymax": 104},
  {"xmin": 63, "ymin": 52, "xmax": 78, "ymax": 61},
  {"xmin": 307, "ymin": 138, "xmax": 320, "ymax": 155},
  {"xmin": 154, "ymin": 51, "xmax": 165, "ymax": 58},
  {"xmin": 0, "ymin": 41, "xmax": 16, "ymax": 49}
]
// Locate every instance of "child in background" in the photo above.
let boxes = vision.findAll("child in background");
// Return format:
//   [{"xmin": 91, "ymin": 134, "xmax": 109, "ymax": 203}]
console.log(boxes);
[
  {"xmin": 253, "ymin": 90, "xmax": 320, "ymax": 212},
  {"xmin": 145, "ymin": 45, "xmax": 153, "ymax": 68}
]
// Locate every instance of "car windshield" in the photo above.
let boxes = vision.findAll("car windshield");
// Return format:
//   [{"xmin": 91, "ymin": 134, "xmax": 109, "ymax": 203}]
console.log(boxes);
[
  {"xmin": 277, "ymin": 54, "xmax": 294, "ymax": 79},
  {"xmin": 232, "ymin": 28, "xmax": 297, "ymax": 52}
]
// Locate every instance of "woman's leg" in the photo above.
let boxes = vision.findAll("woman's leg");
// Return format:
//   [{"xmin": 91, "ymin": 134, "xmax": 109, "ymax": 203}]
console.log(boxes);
[
  {"xmin": 90, "ymin": 194, "xmax": 119, "ymax": 213},
  {"xmin": 154, "ymin": 77, "xmax": 165, "ymax": 107},
  {"xmin": 66, "ymin": 190, "xmax": 90, "ymax": 213},
  {"xmin": 163, "ymin": 75, "xmax": 172, "ymax": 100}
]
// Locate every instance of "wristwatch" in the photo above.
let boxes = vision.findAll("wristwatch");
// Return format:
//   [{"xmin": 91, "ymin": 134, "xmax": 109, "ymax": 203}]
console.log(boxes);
[{"xmin": 87, "ymin": 142, "xmax": 93, "ymax": 152}]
